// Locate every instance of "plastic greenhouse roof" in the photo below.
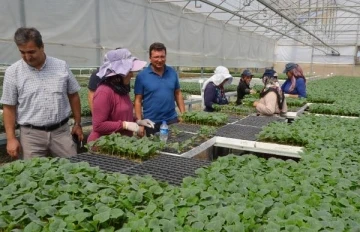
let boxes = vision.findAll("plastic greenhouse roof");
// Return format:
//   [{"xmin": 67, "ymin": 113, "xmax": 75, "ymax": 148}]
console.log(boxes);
[{"xmin": 149, "ymin": 0, "xmax": 360, "ymax": 55}]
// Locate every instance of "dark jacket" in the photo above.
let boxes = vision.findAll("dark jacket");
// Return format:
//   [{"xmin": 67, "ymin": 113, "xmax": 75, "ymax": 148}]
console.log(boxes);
[
  {"xmin": 236, "ymin": 79, "xmax": 251, "ymax": 105},
  {"xmin": 204, "ymin": 82, "xmax": 228, "ymax": 112}
]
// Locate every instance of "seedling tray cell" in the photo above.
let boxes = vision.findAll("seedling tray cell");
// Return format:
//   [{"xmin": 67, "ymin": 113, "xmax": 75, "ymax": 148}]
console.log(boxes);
[
  {"xmin": 167, "ymin": 131, "xmax": 195, "ymax": 143},
  {"xmin": 69, "ymin": 153, "xmax": 139, "ymax": 173},
  {"xmin": 170, "ymin": 123, "xmax": 201, "ymax": 133},
  {"xmin": 216, "ymin": 124, "xmax": 262, "ymax": 141},
  {"xmin": 227, "ymin": 115, "xmax": 241, "ymax": 123},
  {"xmin": 235, "ymin": 115, "xmax": 286, "ymax": 127}
]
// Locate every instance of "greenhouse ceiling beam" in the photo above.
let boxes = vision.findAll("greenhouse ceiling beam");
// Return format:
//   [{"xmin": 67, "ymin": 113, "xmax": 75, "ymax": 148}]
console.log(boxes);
[
  {"xmin": 148, "ymin": 0, "xmax": 189, "ymax": 2},
  {"xmin": 197, "ymin": 0, "xmax": 330, "ymax": 54},
  {"xmin": 256, "ymin": 0, "xmax": 340, "ymax": 56}
]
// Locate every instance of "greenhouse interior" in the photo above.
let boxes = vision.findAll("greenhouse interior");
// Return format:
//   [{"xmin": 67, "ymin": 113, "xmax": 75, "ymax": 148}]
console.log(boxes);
[{"xmin": 1, "ymin": 0, "xmax": 360, "ymax": 231}]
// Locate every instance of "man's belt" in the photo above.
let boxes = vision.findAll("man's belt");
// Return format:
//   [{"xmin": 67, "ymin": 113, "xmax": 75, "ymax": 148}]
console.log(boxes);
[{"xmin": 21, "ymin": 118, "xmax": 69, "ymax": 132}]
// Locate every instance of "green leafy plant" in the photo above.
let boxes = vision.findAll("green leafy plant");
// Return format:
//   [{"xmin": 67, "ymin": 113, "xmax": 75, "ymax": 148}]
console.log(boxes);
[
  {"xmin": 87, "ymin": 133, "xmax": 165, "ymax": 161},
  {"xmin": 181, "ymin": 111, "xmax": 228, "ymax": 126}
]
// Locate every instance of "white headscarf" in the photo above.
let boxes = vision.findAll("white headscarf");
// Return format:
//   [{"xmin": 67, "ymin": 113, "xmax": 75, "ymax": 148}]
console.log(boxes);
[{"xmin": 201, "ymin": 66, "xmax": 233, "ymax": 92}]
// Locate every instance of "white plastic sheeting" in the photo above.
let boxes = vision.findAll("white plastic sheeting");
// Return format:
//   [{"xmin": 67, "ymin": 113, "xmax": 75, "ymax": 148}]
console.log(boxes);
[
  {"xmin": 276, "ymin": 44, "xmax": 356, "ymax": 64},
  {"xmin": 0, "ymin": 0, "xmax": 275, "ymax": 68}
]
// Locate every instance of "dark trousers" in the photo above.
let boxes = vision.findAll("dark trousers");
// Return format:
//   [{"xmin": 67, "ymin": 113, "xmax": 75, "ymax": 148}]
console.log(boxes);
[{"xmin": 145, "ymin": 118, "xmax": 179, "ymax": 136}]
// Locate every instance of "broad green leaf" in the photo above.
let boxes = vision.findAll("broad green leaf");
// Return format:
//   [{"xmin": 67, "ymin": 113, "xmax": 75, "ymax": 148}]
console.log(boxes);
[
  {"xmin": 100, "ymin": 227, "xmax": 115, "ymax": 232},
  {"xmin": 9, "ymin": 208, "xmax": 25, "ymax": 220},
  {"xmin": 149, "ymin": 218, "xmax": 160, "ymax": 229},
  {"xmin": 225, "ymin": 211, "xmax": 239, "ymax": 224},
  {"xmin": 242, "ymin": 208, "xmax": 256, "ymax": 220},
  {"xmin": 192, "ymin": 221, "xmax": 204, "ymax": 230},
  {"xmin": 93, "ymin": 210, "xmax": 111, "ymax": 223},
  {"xmin": 204, "ymin": 217, "xmax": 225, "ymax": 232},
  {"xmin": 75, "ymin": 212, "xmax": 91, "ymax": 222},
  {"xmin": 0, "ymin": 217, "xmax": 8, "ymax": 228},
  {"xmin": 110, "ymin": 208, "xmax": 124, "ymax": 219},
  {"xmin": 223, "ymin": 222, "xmax": 245, "ymax": 232},
  {"xmin": 145, "ymin": 202, "xmax": 157, "ymax": 215},
  {"xmin": 149, "ymin": 185, "xmax": 163, "ymax": 195},
  {"xmin": 58, "ymin": 204, "xmax": 75, "ymax": 216},
  {"xmin": 159, "ymin": 219, "xmax": 176, "ymax": 232},
  {"xmin": 49, "ymin": 218, "xmax": 66, "ymax": 232},
  {"xmin": 24, "ymin": 222, "xmax": 42, "ymax": 232},
  {"xmin": 100, "ymin": 196, "xmax": 115, "ymax": 204},
  {"xmin": 128, "ymin": 191, "xmax": 143, "ymax": 204}
]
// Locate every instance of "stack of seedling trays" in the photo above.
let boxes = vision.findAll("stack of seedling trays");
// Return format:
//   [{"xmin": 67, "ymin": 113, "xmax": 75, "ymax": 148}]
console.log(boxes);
[
  {"xmin": 69, "ymin": 153, "xmax": 210, "ymax": 185},
  {"xmin": 216, "ymin": 115, "xmax": 286, "ymax": 141}
]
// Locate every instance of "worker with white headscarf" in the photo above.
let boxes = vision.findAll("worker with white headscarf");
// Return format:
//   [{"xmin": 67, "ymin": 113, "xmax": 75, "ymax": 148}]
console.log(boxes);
[{"xmin": 202, "ymin": 66, "xmax": 233, "ymax": 112}]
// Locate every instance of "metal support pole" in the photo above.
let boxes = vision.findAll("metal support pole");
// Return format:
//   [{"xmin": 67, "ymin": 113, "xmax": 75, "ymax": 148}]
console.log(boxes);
[
  {"xmin": 95, "ymin": 0, "xmax": 101, "ymax": 66},
  {"xmin": 19, "ymin": 0, "xmax": 26, "ymax": 27}
]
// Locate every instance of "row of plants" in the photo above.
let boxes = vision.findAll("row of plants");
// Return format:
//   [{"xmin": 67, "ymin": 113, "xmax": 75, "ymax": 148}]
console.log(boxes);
[
  {"xmin": 179, "ymin": 82, "xmax": 238, "ymax": 95},
  {"xmin": 213, "ymin": 103, "xmax": 256, "ymax": 116},
  {"xmin": 181, "ymin": 69, "xmax": 288, "ymax": 79},
  {"xmin": 308, "ymin": 103, "xmax": 360, "ymax": 116},
  {"xmin": 306, "ymin": 76, "xmax": 360, "ymax": 115},
  {"xmin": 87, "ymin": 133, "xmax": 165, "ymax": 161},
  {"xmin": 181, "ymin": 111, "xmax": 228, "ymax": 126},
  {"xmin": 257, "ymin": 114, "xmax": 360, "ymax": 148}
]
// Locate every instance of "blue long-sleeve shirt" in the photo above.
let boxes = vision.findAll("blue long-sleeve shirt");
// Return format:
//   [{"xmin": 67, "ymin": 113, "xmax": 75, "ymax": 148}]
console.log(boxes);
[{"xmin": 281, "ymin": 77, "xmax": 307, "ymax": 98}]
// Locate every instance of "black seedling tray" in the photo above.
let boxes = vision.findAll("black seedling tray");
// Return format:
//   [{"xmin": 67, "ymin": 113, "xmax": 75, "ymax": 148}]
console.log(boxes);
[
  {"xmin": 227, "ymin": 115, "xmax": 241, "ymax": 123},
  {"xmin": 69, "ymin": 153, "xmax": 210, "ymax": 185},
  {"xmin": 170, "ymin": 123, "xmax": 201, "ymax": 133},
  {"xmin": 167, "ymin": 131, "xmax": 195, "ymax": 143},
  {"xmin": 123, "ymin": 155, "xmax": 211, "ymax": 185},
  {"xmin": 216, "ymin": 124, "xmax": 262, "ymax": 141},
  {"xmin": 235, "ymin": 115, "xmax": 286, "ymax": 128}
]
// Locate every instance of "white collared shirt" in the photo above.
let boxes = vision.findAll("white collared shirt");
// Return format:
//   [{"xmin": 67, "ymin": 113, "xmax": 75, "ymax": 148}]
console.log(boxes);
[{"xmin": 0, "ymin": 56, "xmax": 80, "ymax": 126}]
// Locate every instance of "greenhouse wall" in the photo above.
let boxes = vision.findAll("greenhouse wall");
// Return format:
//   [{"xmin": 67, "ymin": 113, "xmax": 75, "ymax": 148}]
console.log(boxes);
[
  {"xmin": 0, "ymin": 0, "xmax": 275, "ymax": 69},
  {"xmin": 274, "ymin": 41, "xmax": 360, "ymax": 76}
]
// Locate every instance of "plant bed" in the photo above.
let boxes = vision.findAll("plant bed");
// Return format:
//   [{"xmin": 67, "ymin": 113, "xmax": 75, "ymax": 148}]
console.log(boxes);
[
  {"xmin": 216, "ymin": 124, "xmax": 262, "ymax": 141},
  {"xmin": 87, "ymin": 133, "xmax": 165, "ymax": 161},
  {"xmin": 235, "ymin": 115, "xmax": 286, "ymax": 128}
]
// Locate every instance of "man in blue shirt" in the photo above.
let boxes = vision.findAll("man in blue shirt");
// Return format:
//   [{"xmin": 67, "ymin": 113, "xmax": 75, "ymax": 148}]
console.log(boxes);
[{"xmin": 134, "ymin": 42, "xmax": 185, "ymax": 136}]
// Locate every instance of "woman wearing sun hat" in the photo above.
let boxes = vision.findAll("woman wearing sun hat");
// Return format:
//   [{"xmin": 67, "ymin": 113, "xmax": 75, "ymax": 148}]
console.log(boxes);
[
  {"xmin": 87, "ymin": 48, "xmax": 154, "ymax": 142},
  {"xmin": 281, "ymin": 63, "xmax": 307, "ymax": 98},
  {"xmin": 202, "ymin": 66, "xmax": 233, "ymax": 112}
]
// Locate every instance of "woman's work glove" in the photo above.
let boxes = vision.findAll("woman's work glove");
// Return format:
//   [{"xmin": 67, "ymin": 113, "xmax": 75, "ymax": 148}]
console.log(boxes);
[
  {"xmin": 136, "ymin": 119, "xmax": 155, "ymax": 128},
  {"xmin": 123, "ymin": 121, "xmax": 140, "ymax": 132}
]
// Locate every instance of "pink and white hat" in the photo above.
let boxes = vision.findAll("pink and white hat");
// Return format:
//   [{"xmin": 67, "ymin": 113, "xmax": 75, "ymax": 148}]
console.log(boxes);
[{"xmin": 97, "ymin": 48, "xmax": 147, "ymax": 78}]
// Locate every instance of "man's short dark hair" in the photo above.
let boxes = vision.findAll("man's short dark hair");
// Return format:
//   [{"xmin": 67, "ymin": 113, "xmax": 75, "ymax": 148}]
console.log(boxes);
[
  {"xmin": 149, "ymin": 42, "xmax": 166, "ymax": 57},
  {"xmin": 14, "ymin": 27, "xmax": 43, "ymax": 48}
]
